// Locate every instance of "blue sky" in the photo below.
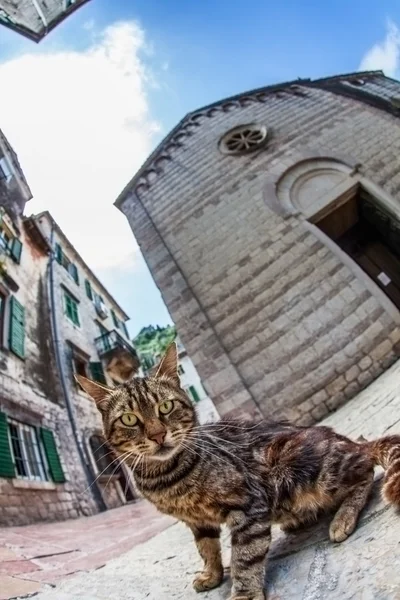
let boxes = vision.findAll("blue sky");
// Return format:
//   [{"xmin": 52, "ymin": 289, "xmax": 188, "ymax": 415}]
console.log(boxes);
[{"xmin": 0, "ymin": 0, "xmax": 399, "ymax": 337}]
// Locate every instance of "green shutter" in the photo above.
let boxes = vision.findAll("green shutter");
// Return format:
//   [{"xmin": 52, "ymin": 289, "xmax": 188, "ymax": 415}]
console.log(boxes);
[
  {"xmin": 10, "ymin": 238, "xmax": 22, "ymax": 264},
  {"xmin": 0, "ymin": 412, "xmax": 15, "ymax": 478},
  {"xmin": 189, "ymin": 386, "xmax": 200, "ymax": 403},
  {"xmin": 85, "ymin": 279, "xmax": 93, "ymax": 300},
  {"xmin": 89, "ymin": 362, "xmax": 107, "ymax": 385},
  {"xmin": 9, "ymin": 296, "xmax": 25, "ymax": 359},
  {"xmin": 122, "ymin": 322, "xmax": 129, "ymax": 338},
  {"xmin": 40, "ymin": 428, "xmax": 66, "ymax": 483},
  {"xmin": 70, "ymin": 264, "xmax": 79, "ymax": 285},
  {"xmin": 64, "ymin": 292, "xmax": 80, "ymax": 326},
  {"xmin": 111, "ymin": 309, "xmax": 119, "ymax": 329},
  {"xmin": 55, "ymin": 243, "xmax": 63, "ymax": 264}
]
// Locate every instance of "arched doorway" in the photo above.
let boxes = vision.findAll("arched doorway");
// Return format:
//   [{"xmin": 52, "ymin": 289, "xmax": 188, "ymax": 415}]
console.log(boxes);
[
  {"xmin": 268, "ymin": 154, "xmax": 400, "ymax": 322},
  {"xmin": 313, "ymin": 186, "xmax": 400, "ymax": 311},
  {"xmin": 89, "ymin": 434, "xmax": 135, "ymax": 504}
]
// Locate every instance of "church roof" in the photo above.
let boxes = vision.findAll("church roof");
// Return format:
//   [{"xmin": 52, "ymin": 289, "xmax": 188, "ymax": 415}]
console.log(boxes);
[{"xmin": 115, "ymin": 70, "xmax": 399, "ymax": 208}]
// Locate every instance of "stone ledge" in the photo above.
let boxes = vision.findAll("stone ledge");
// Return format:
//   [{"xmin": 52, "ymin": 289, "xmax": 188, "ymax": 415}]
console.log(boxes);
[{"xmin": 11, "ymin": 480, "xmax": 57, "ymax": 492}]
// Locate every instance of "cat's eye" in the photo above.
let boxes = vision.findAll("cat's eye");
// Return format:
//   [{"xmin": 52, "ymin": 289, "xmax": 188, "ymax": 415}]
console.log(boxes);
[
  {"xmin": 159, "ymin": 400, "xmax": 174, "ymax": 415},
  {"xmin": 120, "ymin": 413, "xmax": 138, "ymax": 427}
]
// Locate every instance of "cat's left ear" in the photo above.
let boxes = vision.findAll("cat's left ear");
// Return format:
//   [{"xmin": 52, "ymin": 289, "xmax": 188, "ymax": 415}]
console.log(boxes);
[
  {"xmin": 75, "ymin": 375, "xmax": 112, "ymax": 411},
  {"xmin": 155, "ymin": 342, "xmax": 180, "ymax": 385}
]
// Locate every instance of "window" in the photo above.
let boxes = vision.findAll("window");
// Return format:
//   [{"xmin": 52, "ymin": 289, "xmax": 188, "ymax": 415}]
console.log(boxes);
[
  {"xmin": 0, "ymin": 224, "xmax": 23, "ymax": 263},
  {"xmin": 64, "ymin": 291, "xmax": 80, "ymax": 326},
  {"xmin": 111, "ymin": 309, "xmax": 120, "ymax": 329},
  {"xmin": 0, "ymin": 291, "xmax": 5, "ymax": 347},
  {"xmin": 9, "ymin": 296, "xmax": 25, "ymax": 359},
  {"xmin": 89, "ymin": 361, "xmax": 107, "ymax": 385},
  {"xmin": 55, "ymin": 243, "xmax": 79, "ymax": 285},
  {"xmin": 72, "ymin": 355, "xmax": 87, "ymax": 378},
  {"xmin": 85, "ymin": 279, "xmax": 93, "ymax": 301},
  {"xmin": 121, "ymin": 322, "xmax": 129, "ymax": 339},
  {"xmin": 0, "ymin": 226, "xmax": 11, "ymax": 252},
  {"xmin": 7, "ymin": 419, "xmax": 48, "ymax": 481},
  {"xmin": 178, "ymin": 365, "xmax": 184, "ymax": 375},
  {"xmin": 219, "ymin": 123, "xmax": 268, "ymax": 155},
  {"xmin": 0, "ymin": 412, "xmax": 66, "ymax": 483},
  {"xmin": 0, "ymin": 157, "xmax": 12, "ymax": 182},
  {"xmin": 188, "ymin": 385, "xmax": 200, "ymax": 403}
]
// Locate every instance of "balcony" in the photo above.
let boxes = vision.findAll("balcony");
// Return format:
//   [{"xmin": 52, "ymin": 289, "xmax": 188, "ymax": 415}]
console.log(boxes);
[{"xmin": 95, "ymin": 330, "xmax": 140, "ymax": 383}]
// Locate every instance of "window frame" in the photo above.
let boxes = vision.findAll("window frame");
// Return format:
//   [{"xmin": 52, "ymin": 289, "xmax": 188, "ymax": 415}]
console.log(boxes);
[
  {"xmin": 63, "ymin": 289, "xmax": 80, "ymax": 326},
  {"xmin": 188, "ymin": 385, "xmax": 200, "ymax": 403},
  {"xmin": 55, "ymin": 243, "xmax": 79, "ymax": 285},
  {"xmin": 0, "ymin": 290, "xmax": 5, "ymax": 348},
  {"xmin": 0, "ymin": 157, "xmax": 13, "ymax": 183},
  {"xmin": 7, "ymin": 418, "xmax": 49, "ymax": 482}
]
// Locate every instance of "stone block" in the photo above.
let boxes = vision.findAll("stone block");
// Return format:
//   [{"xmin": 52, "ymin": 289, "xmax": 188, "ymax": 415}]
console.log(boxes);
[
  {"xmin": 358, "ymin": 356, "xmax": 372, "ymax": 371},
  {"xmin": 326, "ymin": 376, "xmax": 346, "ymax": 397},
  {"xmin": 311, "ymin": 403, "xmax": 329, "ymax": 421},
  {"xmin": 371, "ymin": 340, "xmax": 392, "ymax": 361},
  {"xmin": 310, "ymin": 389, "xmax": 329, "ymax": 406},
  {"xmin": 345, "ymin": 365, "xmax": 360, "ymax": 383}
]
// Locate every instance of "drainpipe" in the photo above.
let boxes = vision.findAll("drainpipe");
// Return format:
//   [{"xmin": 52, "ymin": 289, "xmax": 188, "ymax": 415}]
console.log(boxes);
[{"xmin": 47, "ymin": 223, "xmax": 106, "ymax": 513}]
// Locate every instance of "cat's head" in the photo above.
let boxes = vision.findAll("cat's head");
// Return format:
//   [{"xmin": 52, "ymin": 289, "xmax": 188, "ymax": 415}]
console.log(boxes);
[{"xmin": 76, "ymin": 342, "xmax": 197, "ymax": 462}]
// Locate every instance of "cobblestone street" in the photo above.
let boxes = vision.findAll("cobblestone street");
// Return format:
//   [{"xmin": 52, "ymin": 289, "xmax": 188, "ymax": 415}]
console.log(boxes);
[
  {"xmin": 0, "ymin": 501, "xmax": 174, "ymax": 599},
  {"xmin": 2, "ymin": 359, "xmax": 400, "ymax": 599}
]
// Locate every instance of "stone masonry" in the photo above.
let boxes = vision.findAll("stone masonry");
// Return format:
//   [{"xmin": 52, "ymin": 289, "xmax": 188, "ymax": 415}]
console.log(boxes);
[
  {"xmin": 116, "ymin": 71, "xmax": 400, "ymax": 424},
  {"xmin": 0, "ymin": 132, "xmax": 137, "ymax": 526}
]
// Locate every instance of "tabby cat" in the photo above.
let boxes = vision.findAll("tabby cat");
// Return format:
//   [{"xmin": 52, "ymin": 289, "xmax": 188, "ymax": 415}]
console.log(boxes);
[{"xmin": 77, "ymin": 343, "xmax": 400, "ymax": 600}]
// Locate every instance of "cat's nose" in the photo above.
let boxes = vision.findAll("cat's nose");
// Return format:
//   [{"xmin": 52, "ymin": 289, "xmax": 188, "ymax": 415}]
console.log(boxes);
[{"xmin": 149, "ymin": 431, "xmax": 166, "ymax": 446}]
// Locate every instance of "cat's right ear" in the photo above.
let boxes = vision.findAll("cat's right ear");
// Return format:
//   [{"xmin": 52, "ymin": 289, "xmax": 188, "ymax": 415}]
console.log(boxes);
[{"xmin": 75, "ymin": 375, "xmax": 112, "ymax": 411}]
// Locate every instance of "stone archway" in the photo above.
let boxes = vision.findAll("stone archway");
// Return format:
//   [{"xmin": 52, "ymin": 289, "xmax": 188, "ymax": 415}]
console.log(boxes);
[{"xmin": 263, "ymin": 151, "xmax": 400, "ymax": 323}]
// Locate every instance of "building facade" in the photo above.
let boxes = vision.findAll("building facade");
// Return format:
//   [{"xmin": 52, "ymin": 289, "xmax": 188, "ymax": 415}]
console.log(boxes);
[
  {"xmin": 0, "ymin": 0, "xmax": 91, "ymax": 42},
  {"xmin": 0, "ymin": 131, "xmax": 139, "ymax": 526},
  {"xmin": 116, "ymin": 71, "xmax": 400, "ymax": 426},
  {"xmin": 175, "ymin": 337, "xmax": 219, "ymax": 423}
]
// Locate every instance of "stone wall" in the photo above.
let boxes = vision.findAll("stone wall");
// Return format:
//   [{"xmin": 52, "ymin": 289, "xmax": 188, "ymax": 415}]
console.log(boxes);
[
  {"xmin": 119, "ymin": 74, "xmax": 400, "ymax": 424},
  {"xmin": 0, "ymin": 208, "xmax": 133, "ymax": 526},
  {"xmin": 0, "ymin": 216, "xmax": 99, "ymax": 526}
]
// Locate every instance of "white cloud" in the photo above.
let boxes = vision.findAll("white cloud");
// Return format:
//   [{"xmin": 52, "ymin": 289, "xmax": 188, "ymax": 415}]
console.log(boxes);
[
  {"xmin": 0, "ymin": 21, "xmax": 161, "ymax": 270},
  {"xmin": 359, "ymin": 21, "xmax": 400, "ymax": 78}
]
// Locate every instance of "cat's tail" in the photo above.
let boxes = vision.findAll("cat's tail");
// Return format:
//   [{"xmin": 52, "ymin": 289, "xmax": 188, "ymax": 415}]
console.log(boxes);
[{"xmin": 364, "ymin": 434, "xmax": 400, "ymax": 507}]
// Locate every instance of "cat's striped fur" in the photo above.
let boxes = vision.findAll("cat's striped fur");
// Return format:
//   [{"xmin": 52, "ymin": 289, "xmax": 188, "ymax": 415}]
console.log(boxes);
[{"xmin": 77, "ymin": 343, "xmax": 400, "ymax": 600}]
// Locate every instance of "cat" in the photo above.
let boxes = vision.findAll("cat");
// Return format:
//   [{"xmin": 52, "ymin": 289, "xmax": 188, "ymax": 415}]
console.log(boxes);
[{"xmin": 77, "ymin": 342, "xmax": 400, "ymax": 600}]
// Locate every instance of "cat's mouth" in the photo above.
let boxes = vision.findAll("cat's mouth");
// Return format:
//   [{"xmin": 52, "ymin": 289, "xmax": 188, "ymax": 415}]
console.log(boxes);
[{"xmin": 149, "ymin": 441, "xmax": 180, "ymax": 461}]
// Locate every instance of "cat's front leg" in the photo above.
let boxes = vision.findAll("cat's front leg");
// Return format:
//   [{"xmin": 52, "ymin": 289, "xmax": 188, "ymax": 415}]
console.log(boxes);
[
  {"xmin": 188, "ymin": 524, "xmax": 224, "ymax": 593},
  {"xmin": 227, "ymin": 510, "xmax": 271, "ymax": 600}
]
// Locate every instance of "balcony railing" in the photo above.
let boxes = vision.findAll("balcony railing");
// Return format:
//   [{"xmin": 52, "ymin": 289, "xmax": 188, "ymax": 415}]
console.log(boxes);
[{"xmin": 95, "ymin": 329, "xmax": 137, "ymax": 358}]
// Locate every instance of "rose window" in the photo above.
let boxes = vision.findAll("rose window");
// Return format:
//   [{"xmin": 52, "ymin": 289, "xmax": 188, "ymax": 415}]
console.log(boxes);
[{"xmin": 219, "ymin": 124, "xmax": 268, "ymax": 155}]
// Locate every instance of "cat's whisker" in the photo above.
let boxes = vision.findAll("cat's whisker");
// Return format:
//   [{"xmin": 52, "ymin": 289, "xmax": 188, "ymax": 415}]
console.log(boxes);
[
  {"xmin": 83, "ymin": 451, "xmax": 131, "ymax": 495},
  {"xmin": 92, "ymin": 439, "xmax": 111, "ymax": 455}
]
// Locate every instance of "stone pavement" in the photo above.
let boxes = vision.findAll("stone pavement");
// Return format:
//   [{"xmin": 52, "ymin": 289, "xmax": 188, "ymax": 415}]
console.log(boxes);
[
  {"xmin": 5, "ymin": 359, "xmax": 400, "ymax": 599},
  {"xmin": 0, "ymin": 501, "xmax": 174, "ymax": 600}
]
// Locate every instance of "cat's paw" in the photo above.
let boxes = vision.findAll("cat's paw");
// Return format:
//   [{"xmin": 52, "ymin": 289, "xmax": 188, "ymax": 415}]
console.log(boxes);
[
  {"xmin": 280, "ymin": 522, "xmax": 303, "ymax": 534},
  {"xmin": 193, "ymin": 570, "xmax": 223, "ymax": 592},
  {"xmin": 329, "ymin": 514, "xmax": 357, "ymax": 543}
]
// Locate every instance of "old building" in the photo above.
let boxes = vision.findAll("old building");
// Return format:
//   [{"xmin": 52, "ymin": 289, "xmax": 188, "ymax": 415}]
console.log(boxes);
[
  {"xmin": 0, "ymin": 0, "xmax": 91, "ymax": 42},
  {"xmin": 116, "ymin": 70, "xmax": 400, "ymax": 426},
  {"xmin": 0, "ymin": 130, "xmax": 139, "ymax": 526}
]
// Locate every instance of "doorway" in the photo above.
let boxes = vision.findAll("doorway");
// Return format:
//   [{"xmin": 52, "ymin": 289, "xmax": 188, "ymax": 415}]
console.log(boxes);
[
  {"xmin": 89, "ymin": 434, "xmax": 135, "ymax": 503},
  {"xmin": 313, "ymin": 187, "xmax": 400, "ymax": 311}
]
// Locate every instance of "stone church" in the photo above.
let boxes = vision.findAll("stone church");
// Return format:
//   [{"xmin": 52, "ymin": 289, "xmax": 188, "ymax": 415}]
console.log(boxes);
[{"xmin": 116, "ymin": 70, "xmax": 400, "ymax": 425}]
